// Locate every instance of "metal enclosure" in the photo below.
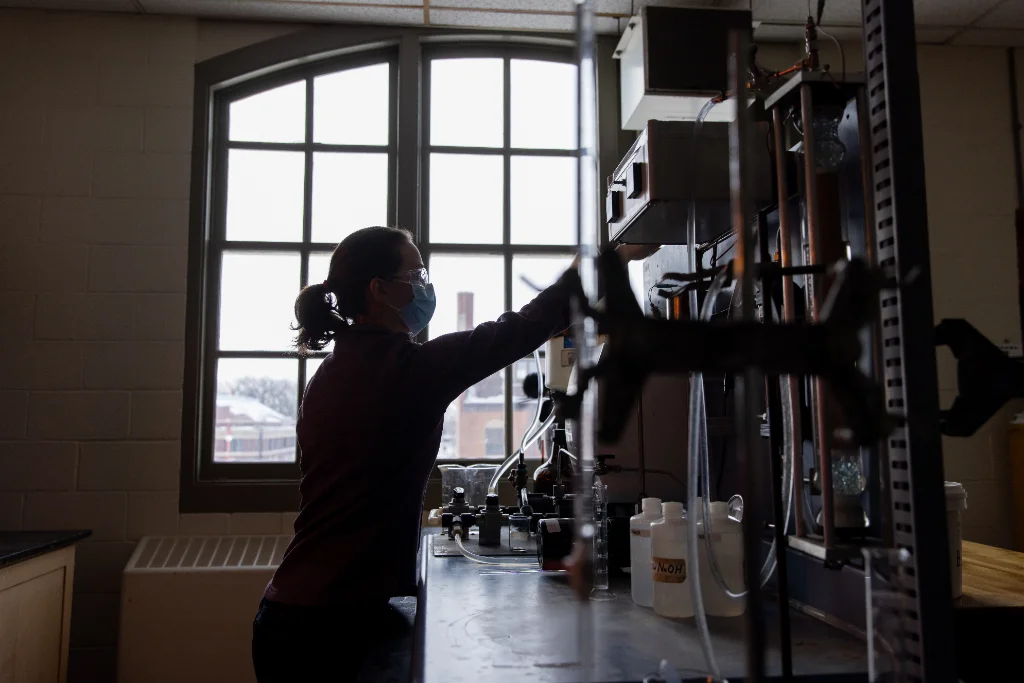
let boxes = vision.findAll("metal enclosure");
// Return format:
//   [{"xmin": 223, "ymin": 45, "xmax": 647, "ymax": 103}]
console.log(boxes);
[
  {"xmin": 616, "ymin": 6, "xmax": 753, "ymax": 128},
  {"xmin": 607, "ymin": 120, "xmax": 772, "ymax": 244}
]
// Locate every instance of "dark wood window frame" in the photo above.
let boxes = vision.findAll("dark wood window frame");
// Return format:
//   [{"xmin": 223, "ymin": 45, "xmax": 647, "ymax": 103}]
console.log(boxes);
[
  {"xmin": 181, "ymin": 25, "xmax": 620, "ymax": 513},
  {"xmin": 420, "ymin": 43, "xmax": 578, "ymax": 464}
]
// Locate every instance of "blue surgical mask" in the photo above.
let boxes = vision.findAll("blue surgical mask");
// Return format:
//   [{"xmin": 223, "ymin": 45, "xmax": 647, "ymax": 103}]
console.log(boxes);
[{"xmin": 397, "ymin": 283, "xmax": 436, "ymax": 336}]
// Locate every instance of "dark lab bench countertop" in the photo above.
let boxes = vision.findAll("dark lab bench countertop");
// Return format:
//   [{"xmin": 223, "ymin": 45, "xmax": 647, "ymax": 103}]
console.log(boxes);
[
  {"xmin": 417, "ymin": 531, "xmax": 867, "ymax": 683},
  {"xmin": 0, "ymin": 530, "xmax": 91, "ymax": 569}
]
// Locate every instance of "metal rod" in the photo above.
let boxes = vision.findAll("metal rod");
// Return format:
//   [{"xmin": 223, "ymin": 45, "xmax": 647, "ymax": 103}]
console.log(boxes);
[
  {"xmin": 800, "ymin": 82, "xmax": 835, "ymax": 548},
  {"xmin": 758, "ymin": 209, "xmax": 793, "ymax": 679},
  {"xmin": 1009, "ymin": 48, "xmax": 1024, "ymax": 209},
  {"xmin": 730, "ymin": 30, "xmax": 766, "ymax": 683},
  {"xmin": 772, "ymin": 106, "xmax": 806, "ymax": 539}
]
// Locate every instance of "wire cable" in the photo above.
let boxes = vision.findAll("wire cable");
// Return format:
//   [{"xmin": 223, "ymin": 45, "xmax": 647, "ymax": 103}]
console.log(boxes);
[{"xmin": 816, "ymin": 26, "xmax": 846, "ymax": 83}]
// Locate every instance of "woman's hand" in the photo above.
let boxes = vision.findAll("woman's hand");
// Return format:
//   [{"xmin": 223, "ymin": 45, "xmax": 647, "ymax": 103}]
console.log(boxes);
[{"xmin": 615, "ymin": 243, "xmax": 661, "ymax": 262}]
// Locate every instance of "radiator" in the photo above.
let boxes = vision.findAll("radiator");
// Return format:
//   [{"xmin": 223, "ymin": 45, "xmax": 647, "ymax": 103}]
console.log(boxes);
[{"xmin": 118, "ymin": 535, "xmax": 290, "ymax": 683}]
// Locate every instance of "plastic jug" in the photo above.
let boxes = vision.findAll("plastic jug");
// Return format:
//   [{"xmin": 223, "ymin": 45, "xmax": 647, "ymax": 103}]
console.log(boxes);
[
  {"xmin": 945, "ymin": 481, "xmax": 968, "ymax": 598},
  {"xmin": 697, "ymin": 499, "xmax": 745, "ymax": 617},
  {"xmin": 629, "ymin": 497, "xmax": 662, "ymax": 607},
  {"xmin": 651, "ymin": 502, "xmax": 693, "ymax": 618}
]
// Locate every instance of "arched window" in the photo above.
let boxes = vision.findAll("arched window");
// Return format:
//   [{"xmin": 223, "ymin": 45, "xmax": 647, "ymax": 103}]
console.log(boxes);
[{"xmin": 181, "ymin": 29, "xmax": 589, "ymax": 512}]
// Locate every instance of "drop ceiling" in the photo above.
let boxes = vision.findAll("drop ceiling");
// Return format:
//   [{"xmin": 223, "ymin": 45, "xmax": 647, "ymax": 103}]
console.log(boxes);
[{"xmin": 4, "ymin": 0, "xmax": 1024, "ymax": 46}]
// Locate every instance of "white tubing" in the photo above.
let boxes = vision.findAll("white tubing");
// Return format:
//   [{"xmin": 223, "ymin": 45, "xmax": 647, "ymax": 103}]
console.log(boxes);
[
  {"xmin": 697, "ymin": 270, "xmax": 795, "ymax": 598},
  {"xmin": 523, "ymin": 348, "xmax": 545, "ymax": 452},
  {"xmin": 487, "ymin": 349, "xmax": 547, "ymax": 496},
  {"xmin": 685, "ymin": 96, "xmax": 723, "ymax": 683},
  {"xmin": 453, "ymin": 531, "xmax": 536, "ymax": 567},
  {"xmin": 487, "ymin": 413, "xmax": 558, "ymax": 495},
  {"xmin": 686, "ymin": 369, "xmax": 721, "ymax": 681}
]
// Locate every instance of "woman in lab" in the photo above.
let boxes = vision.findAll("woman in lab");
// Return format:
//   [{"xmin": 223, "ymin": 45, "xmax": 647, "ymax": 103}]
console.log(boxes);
[{"xmin": 252, "ymin": 225, "xmax": 651, "ymax": 682}]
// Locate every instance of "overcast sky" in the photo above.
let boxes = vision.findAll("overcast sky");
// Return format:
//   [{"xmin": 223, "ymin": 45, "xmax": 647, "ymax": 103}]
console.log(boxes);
[{"xmin": 215, "ymin": 57, "xmax": 645, "ymax": 389}]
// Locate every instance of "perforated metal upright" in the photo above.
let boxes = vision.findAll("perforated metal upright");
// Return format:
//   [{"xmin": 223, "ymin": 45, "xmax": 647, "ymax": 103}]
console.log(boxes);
[{"xmin": 861, "ymin": 0, "xmax": 957, "ymax": 680}]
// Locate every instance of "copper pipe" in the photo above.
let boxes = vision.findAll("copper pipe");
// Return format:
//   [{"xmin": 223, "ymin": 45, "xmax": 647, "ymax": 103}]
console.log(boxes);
[
  {"xmin": 800, "ymin": 83, "xmax": 835, "ymax": 548},
  {"xmin": 776, "ymin": 64, "xmax": 803, "ymax": 79},
  {"xmin": 772, "ymin": 107, "xmax": 806, "ymax": 538}
]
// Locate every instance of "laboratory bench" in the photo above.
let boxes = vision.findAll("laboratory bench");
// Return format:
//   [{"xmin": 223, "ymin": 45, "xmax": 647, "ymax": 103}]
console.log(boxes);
[
  {"xmin": 0, "ymin": 530, "xmax": 91, "ymax": 683},
  {"xmin": 415, "ymin": 530, "xmax": 867, "ymax": 683},
  {"xmin": 954, "ymin": 541, "xmax": 1024, "ymax": 682}
]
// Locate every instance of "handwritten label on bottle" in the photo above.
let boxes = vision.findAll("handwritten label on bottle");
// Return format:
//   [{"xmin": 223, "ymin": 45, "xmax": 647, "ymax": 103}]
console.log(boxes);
[
  {"xmin": 630, "ymin": 528, "xmax": 651, "ymax": 538},
  {"xmin": 652, "ymin": 557, "xmax": 687, "ymax": 583}
]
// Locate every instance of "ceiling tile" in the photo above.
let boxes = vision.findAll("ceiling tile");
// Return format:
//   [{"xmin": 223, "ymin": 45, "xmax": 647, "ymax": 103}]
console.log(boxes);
[
  {"xmin": 432, "ymin": 0, "xmax": 572, "ymax": 10},
  {"xmin": 141, "ymin": 0, "xmax": 425, "ymax": 23},
  {"xmin": 753, "ymin": 0, "xmax": 862, "ymax": 26},
  {"xmin": 597, "ymin": 0, "xmax": 631, "ymax": 14},
  {"xmin": 914, "ymin": 26, "xmax": 961, "ymax": 43},
  {"xmin": 0, "ymin": 0, "xmax": 136, "ymax": 10},
  {"xmin": 949, "ymin": 27, "xmax": 1024, "ymax": 46},
  {"xmin": 754, "ymin": 22, "xmax": 863, "ymax": 41},
  {"xmin": 912, "ymin": 0, "xmax": 1003, "ymax": 26},
  {"xmin": 753, "ymin": 22, "xmax": 803, "ymax": 41},
  {"xmin": 595, "ymin": 15, "xmax": 618, "ymax": 33},
  {"xmin": 975, "ymin": 0, "xmax": 1024, "ymax": 29},
  {"xmin": 430, "ymin": 8, "xmax": 573, "ymax": 30},
  {"xmin": 631, "ymin": 0, "xmax": 749, "ymax": 10},
  {"xmin": 430, "ymin": 7, "xmax": 601, "ymax": 32},
  {"xmin": 431, "ymin": 0, "xmax": 630, "ymax": 15},
  {"xmin": 754, "ymin": 21, "xmax": 961, "ymax": 45}
]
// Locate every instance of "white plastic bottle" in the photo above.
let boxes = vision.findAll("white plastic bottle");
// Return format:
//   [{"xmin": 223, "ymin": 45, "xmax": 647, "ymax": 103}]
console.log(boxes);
[
  {"xmin": 629, "ymin": 497, "xmax": 662, "ymax": 607},
  {"xmin": 651, "ymin": 501, "xmax": 694, "ymax": 618},
  {"xmin": 697, "ymin": 500, "xmax": 745, "ymax": 617}
]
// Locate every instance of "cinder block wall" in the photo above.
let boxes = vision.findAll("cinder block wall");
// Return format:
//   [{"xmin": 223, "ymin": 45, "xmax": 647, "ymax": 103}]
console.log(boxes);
[
  {"xmin": 0, "ymin": 11, "xmax": 305, "ymax": 680},
  {"xmin": 0, "ymin": 9, "xmax": 1022, "ymax": 681},
  {"xmin": 919, "ymin": 45, "xmax": 1022, "ymax": 549}
]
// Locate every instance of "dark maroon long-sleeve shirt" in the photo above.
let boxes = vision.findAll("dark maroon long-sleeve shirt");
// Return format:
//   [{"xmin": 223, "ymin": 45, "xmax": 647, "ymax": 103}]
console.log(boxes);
[{"xmin": 264, "ymin": 274, "xmax": 573, "ymax": 606}]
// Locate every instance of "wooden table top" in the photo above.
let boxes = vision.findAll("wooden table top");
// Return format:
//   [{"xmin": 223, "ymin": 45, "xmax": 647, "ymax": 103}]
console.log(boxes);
[{"xmin": 960, "ymin": 540, "xmax": 1024, "ymax": 608}]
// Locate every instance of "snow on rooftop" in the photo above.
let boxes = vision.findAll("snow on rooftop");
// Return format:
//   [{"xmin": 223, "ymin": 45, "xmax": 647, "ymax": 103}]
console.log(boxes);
[{"xmin": 216, "ymin": 394, "xmax": 294, "ymax": 425}]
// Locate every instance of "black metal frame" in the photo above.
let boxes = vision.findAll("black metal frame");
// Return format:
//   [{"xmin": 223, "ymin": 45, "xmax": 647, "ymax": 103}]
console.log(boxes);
[
  {"xmin": 861, "ymin": 0, "xmax": 956, "ymax": 679},
  {"xmin": 419, "ymin": 43, "xmax": 577, "ymax": 461},
  {"xmin": 181, "ymin": 26, "xmax": 586, "ymax": 512}
]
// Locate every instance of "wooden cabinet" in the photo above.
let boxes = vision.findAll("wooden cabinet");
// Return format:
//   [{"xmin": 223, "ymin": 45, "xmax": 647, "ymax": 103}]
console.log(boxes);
[{"xmin": 0, "ymin": 546, "xmax": 75, "ymax": 683}]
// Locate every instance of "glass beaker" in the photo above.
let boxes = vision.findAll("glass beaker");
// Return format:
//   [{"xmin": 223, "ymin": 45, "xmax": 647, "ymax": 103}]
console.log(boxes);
[
  {"xmin": 832, "ymin": 450, "xmax": 868, "ymax": 529},
  {"xmin": 440, "ymin": 465, "xmax": 498, "ymax": 508},
  {"xmin": 509, "ymin": 513, "xmax": 531, "ymax": 553}
]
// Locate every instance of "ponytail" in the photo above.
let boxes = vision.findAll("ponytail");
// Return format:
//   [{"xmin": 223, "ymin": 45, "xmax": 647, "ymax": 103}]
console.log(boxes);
[
  {"xmin": 292, "ymin": 226, "xmax": 411, "ymax": 354},
  {"xmin": 293, "ymin": 282, "xmax": 348, "ymax": 355}
]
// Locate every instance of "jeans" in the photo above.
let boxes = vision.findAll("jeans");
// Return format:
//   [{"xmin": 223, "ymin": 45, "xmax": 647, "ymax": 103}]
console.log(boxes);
[{"xmin": 252, "ymin": 598, "xmax": 411, "ymax": 683}]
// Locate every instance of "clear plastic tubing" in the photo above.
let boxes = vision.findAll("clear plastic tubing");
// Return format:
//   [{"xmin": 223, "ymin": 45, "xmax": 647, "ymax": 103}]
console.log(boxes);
[
  {"xmin": 522, "ymin": 348, "xmax": 546, "ymax": 455},
  {"xmin": 695, "ymin": 274, "xmax": 795, "ymax": 599},
  {"xmin": 684, "ymin": 97, "xmax": 723, "ymax": 683},
  {"xmin": 487, "ymin": 412, "xmax": 557, "ymax": 496},
  {"xmin": 453, "ymin": 532, "xmax": 535, "ymax": 568},
  {"xmin": 487, "ymin": 348, "xmax": 547, "ymax": 496}
]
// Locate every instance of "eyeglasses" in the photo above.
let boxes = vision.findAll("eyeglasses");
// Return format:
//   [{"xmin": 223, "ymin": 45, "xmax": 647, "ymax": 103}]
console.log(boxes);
[{"xmin": 388, "ymin": 267, "xmax": 429, "ymax": 287}]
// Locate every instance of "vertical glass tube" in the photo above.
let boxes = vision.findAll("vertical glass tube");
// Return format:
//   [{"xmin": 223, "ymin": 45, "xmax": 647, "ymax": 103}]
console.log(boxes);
[
  {"xmin": 573, "ymin": 2, "xmax": 600, "ymax": 679},
  {"xmin": 590, "ymin": 479, "xmax": 615, "ymax": 600}
]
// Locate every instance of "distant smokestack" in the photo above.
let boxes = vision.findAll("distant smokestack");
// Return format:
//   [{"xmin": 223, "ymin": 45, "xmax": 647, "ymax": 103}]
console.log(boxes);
[{"xmin": 457, "ymin": 292, "xmax": 474, "ymax": 331}]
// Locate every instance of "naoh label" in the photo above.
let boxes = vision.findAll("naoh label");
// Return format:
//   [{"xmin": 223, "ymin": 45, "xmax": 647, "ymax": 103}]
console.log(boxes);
[{"xmin": 652, "ymin": 557, "xmax": 687, "ymax": 583}]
